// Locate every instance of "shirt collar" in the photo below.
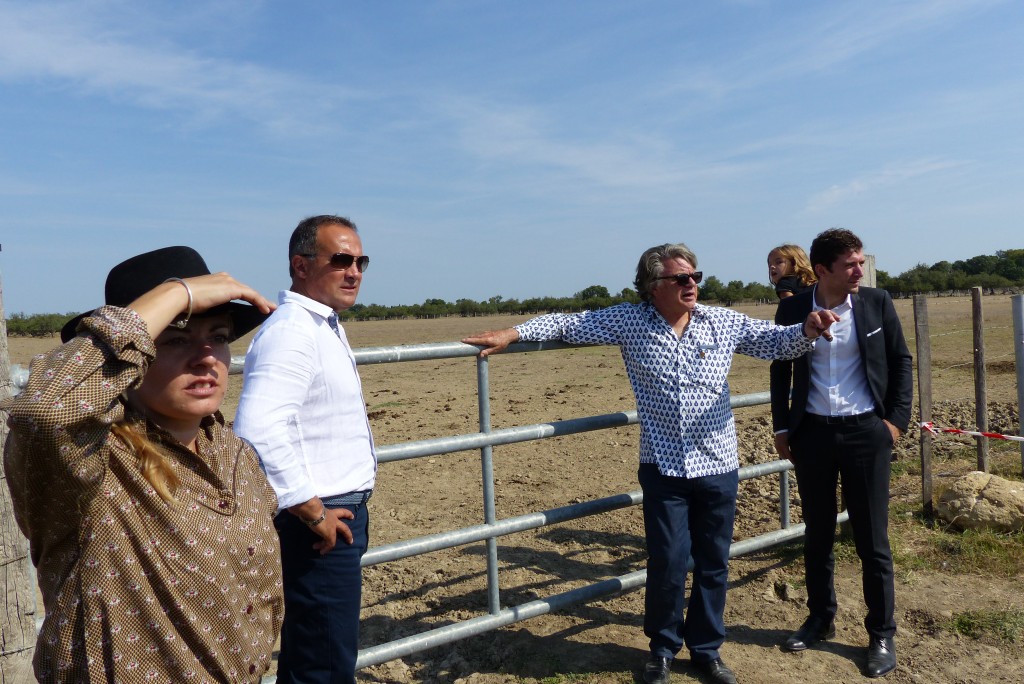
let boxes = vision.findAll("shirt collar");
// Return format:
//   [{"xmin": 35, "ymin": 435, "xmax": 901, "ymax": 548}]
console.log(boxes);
[
  {"xmin": 810, "ymin": 285, "xmax": 854, "ymax": 313},
  {"xmin": 280, "ymin": 289, "xmax": 336, "ymax": 321},
  {"xmin": 643, "ymin": 301, "xmax": 707, "ymax": 328}
]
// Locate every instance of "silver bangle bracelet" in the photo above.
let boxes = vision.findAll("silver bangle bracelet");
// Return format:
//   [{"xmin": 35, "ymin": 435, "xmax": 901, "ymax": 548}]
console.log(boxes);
[{"xmin": 163, "ymin": 277, "xmax": 193, "ymax": 329}]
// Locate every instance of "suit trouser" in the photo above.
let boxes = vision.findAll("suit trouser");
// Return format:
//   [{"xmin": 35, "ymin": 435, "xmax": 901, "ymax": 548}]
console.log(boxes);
[
  {"xmin": 790, "ymin": 414, "xmax": 896, "ymax": 638},
  {"xmin": 639, "ymin": 464, "xmax": 738, "ymax": 663},
  {"xmin": 274, "ymin": 502, "xmax": 370, "ymax": 684}
]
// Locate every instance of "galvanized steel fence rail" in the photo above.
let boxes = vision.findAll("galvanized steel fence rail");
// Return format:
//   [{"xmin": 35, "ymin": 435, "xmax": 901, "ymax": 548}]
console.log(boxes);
[
  {"xmin": 10, "ymin": 340, "xmax": 827, "ymax": 677},
  {"xmin": 310, "ymin": 340, "xmax": 818, "ymax": 671}
]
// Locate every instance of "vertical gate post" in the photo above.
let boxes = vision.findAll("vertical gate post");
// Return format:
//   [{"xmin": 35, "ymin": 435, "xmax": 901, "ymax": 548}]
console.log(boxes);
[
  {"xmin": 1013, "ymin": 295, "xmax": 1024, "ymax": 474},
  {"xmin": 476, "ymin": 356, "xmax": 501, "ymax": 615},
  {"xmin": 779, "ymin": 470, "xmax": 790, "ymax": 529},
  {"xmin": 971, "ymin": 287, "xmax": 989, "ymax": 472},
  {"xmin": 913, "ymin": 295, "xmax": 933, "ymax": 517},
  {"xmin": 1, "ymin": 265, "xmax": 39, "ymax": 684}
]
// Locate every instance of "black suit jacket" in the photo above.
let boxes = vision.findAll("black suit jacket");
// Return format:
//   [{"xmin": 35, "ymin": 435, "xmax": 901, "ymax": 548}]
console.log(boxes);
[{"xmin": 770, "ymin": 287, "xmax": 913, "ymax": 436}]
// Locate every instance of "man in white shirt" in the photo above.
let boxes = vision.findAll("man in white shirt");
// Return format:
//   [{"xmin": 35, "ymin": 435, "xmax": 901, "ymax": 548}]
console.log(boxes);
[
  {"xmin": 770, "ymin": 228, "xmax": 912, "ymax": 679},
  {"xmin": 235, "ymin": 215, "xmax": 376, "ymax": 684}
]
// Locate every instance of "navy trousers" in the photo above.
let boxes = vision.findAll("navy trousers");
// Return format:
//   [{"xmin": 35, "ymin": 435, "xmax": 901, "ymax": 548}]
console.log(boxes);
[
  {"xmin": 639, "ymin": 464, "xmax": 738, "ymax": 663},
  {"xmin": 790, "ymin": 414, "xmax": 896, "ymax": 638},
  {"xmin": 274, "ymin": 503, "xmax": 370, "ymax": 684}
]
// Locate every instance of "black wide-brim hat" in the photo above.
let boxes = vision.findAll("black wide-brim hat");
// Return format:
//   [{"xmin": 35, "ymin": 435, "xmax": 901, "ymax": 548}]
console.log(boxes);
[{"xmin": 60, "ymin": 246, "xmax": 270, "ymax": 343}]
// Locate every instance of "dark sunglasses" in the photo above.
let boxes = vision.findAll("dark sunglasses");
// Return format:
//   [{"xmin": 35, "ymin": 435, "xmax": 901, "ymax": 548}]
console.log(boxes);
[
  {"xmin": 654, "ymin": 271, "xmax": 702, "ymax": 286},
  {"xmin": 302, "ymin": 252, "xmax": 370, "ymax": 272}
]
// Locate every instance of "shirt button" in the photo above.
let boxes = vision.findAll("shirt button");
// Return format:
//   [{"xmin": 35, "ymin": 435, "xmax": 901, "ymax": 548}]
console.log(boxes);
[{"xmin": 218, "ymin": 500, "xmax": 229, "ymax": 509}]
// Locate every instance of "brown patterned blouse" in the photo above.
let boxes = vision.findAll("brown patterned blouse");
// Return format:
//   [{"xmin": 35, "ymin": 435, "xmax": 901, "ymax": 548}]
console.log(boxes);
[{"xmin": 2, "ymin": 306, "xmax": 284, "ymax": 683}]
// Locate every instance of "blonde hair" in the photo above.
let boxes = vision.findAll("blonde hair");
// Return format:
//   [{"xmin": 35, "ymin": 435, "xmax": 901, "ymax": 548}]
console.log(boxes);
[
  {"xmin": 769, "ymin": 244, "xmax": 816, "ymax": 287},
  {"xmin": 111, "ymin": 422, "xmax": 181, "ymax": 504}
]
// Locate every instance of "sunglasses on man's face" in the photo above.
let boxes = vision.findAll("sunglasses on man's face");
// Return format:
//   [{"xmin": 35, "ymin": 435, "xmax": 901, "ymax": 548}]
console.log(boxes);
[
  {"xmin": 655, "ymin": 271, "xmax": 702, "ymax": 286},
  {"xmin": 302, "ymin": 252, "xmax": 370, "ymax": 273}
]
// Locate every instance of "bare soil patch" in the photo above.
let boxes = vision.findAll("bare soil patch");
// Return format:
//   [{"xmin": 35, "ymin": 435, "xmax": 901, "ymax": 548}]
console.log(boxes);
[{"xmin": 6, "ymin": 295, "xmax": 1023, "ymax": 683}]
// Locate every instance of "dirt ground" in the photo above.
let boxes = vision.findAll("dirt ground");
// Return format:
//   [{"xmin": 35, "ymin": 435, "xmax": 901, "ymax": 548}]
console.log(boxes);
[{"xmin": 5, "ymin": 294, "xmax": 1023, "ymax": 683}]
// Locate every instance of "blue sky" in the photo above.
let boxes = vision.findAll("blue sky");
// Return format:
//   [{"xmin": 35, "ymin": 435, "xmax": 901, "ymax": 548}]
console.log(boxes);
[{"xmin": 2, "ymin": 0, "xmax": 1022, "ymax": 315}]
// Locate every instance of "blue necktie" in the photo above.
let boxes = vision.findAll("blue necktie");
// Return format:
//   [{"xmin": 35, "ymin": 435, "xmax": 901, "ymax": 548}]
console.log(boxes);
[{"xmin": 327, "ymin": 312, "xmax": 343, "ymax": 340}]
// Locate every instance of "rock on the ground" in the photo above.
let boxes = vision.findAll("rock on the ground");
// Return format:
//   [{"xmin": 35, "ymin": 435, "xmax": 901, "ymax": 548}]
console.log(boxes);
[{"xmin": 937, "ymin": 471, "xmax": 1024, "ymax": 532}]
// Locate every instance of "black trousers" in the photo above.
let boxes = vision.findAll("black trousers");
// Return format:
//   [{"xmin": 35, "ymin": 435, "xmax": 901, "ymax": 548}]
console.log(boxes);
[{"xmin": 790, "ymin": 414, "xmax": 896, "ymax": 638}]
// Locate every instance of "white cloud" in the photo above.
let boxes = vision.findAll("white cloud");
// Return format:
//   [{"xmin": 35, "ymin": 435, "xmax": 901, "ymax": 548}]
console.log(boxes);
[
  {"xmin": 439, "ymin": 96, "xmax": 758, "ymax": 190},
  {"xmin": 0, "ymin": 1, "xmax": 358, "ymax": 134},
  {"xmin": 803, "ymin": 158, "xmax": 967, "ymax": 213},
  {"xmin": 664, "ymin": 0, "xmax": 1006, "ymax": 99}
]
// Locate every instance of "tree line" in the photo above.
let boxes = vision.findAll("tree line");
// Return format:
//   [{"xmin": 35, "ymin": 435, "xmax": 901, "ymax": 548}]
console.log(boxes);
[
  {"xmin": 877, "ymin": 249, "xmax": 1024, "ymax": 297},
  {"xmin": 6, "ymin": 250, "xmax": 1024, "ymax": 335}
]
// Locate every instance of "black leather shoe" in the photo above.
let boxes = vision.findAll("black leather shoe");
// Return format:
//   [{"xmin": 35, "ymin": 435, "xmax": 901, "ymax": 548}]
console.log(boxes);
[
  {"xmin": 693, "ymin": 658, "xmax": 737, "ymax": 684},
  {"xmin": 865, "ymin": 636, "xmax": 896, "ymax": 678},
  {"xmin": 783, "ymin": 615, "xmax": 836, "ymax": 652},
  {"xmin": 642, "ymin": 656, "xmax": 671, "ymax": 684}
]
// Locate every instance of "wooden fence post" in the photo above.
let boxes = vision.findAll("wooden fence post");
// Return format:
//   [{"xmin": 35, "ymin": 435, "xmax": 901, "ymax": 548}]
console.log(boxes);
[
  {"xmin": 971, "ymin": 287, "xmax": 989, "ymax": 472},
  {"xmin": 1, "ymin": 267, "xmax": 38, "ymax": 684},
  {"xmin": 1014, "ymin": 295, "xmax": 1024, "ymax": 474},
  {"xmin": 913, "ymin": 295, "xmax": 933, "ymax": 517}
]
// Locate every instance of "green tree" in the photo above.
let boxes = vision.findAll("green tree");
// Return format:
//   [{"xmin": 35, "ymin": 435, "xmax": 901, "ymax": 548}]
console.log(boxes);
[
  {"xmin": 720, "ymin": 280, "xmax": 745, "ymax": 306},
  {"xmin": 574, "ymin": 285, "xmax": 610, "ymax": 300},
  {"xmin": 618, "ymin": 287, "xmax": 640, "ymax": 304},
  {"xmin": 699, "ymin": 276, "xmax": 724, "ymax": 302}
]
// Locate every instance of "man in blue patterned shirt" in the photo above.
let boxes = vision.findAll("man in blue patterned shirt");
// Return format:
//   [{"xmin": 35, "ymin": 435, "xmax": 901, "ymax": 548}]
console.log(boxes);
[{"xmin": 463, "ymin": 243, "xmax": 838, "ymax": 684}]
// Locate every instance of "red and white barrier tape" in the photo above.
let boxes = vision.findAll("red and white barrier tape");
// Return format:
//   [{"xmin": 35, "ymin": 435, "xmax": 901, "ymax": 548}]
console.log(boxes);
[{"xmin": 919, "ymin": 422, "xmax": 1024, "ymax": 443}]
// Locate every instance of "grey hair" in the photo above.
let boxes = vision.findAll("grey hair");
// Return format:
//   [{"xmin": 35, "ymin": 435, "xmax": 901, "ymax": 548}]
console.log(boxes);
[
  {"xmin": 634, "ymin": 243, "xmax": 698, "ymax": 303},
  {"xmin": 288, "ymin": 215, "xmax": 358, "ymax": 278}
]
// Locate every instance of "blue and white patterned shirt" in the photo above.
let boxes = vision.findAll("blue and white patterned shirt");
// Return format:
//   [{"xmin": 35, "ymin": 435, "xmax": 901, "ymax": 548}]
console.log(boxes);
[{"xmin": 515, "ymin": 302, "xmax": 814, "ymax": 479}]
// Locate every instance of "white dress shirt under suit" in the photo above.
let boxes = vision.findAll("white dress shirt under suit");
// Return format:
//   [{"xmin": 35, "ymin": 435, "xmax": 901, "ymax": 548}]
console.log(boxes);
[{"xmin": 806, "ymin": 293, "xmax": 874, "ymax": 417}]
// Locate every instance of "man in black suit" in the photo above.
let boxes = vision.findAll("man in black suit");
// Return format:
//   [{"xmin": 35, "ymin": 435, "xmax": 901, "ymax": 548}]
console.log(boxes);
[{"xmin": 770, "ymin": 228, "xmax": 913, "ymax": 678}]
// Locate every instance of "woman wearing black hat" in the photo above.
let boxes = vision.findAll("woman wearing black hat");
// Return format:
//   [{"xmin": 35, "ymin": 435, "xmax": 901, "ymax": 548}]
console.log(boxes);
[{"xmin": 2, "ymin": 247, "xmax": 283, "ymax": 683}]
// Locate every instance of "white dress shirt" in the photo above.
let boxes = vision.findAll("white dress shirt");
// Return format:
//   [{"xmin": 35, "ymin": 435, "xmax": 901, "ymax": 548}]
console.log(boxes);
[
  {"xmin": 806, "ymin": 291, "xmax": 875, "ymax": 417},
  {"xmin": 235, "ymin": 290, "xmax": 376, "ymax": 510}
]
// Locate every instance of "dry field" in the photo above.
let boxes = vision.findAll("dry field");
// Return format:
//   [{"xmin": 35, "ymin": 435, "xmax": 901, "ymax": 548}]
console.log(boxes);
[{"xmin": 4, "ymin": 294, "xmax": 1023, "ymax": 684}]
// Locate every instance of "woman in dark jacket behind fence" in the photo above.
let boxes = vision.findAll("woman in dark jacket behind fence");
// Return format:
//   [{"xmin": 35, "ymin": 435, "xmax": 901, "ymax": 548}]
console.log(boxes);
[{"xmin": 2, "ymin": 246, "xmax": 283, "ymax": 683}]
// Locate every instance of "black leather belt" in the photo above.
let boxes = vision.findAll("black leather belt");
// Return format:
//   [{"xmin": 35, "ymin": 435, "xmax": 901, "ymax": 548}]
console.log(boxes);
[{"xmin": 806, "ymin": 412, "xmax": 876, "ymax": 425}]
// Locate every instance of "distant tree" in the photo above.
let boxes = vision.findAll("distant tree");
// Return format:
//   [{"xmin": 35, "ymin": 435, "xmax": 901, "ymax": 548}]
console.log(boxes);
[
  {"xmin": 574, "ymin": 285, "xmax": 610, "ymax": 301},
  {"xmin": 419, "ymin": 298, "xmax": 447, "ymax": 318},
  {"xmin": 962, "ymin": 255, "xmax": 999, "ymax": 275},
  {"xmin": 481, "ymin": 295, "xmax": 503, "ymax": 315},
  {"xmin": 720, "ymin": 280, "xmax": 745, "ymax": 306},
  {"xmin": 456, "ymin": 298, "xmax": 481, "ymax": 317},
  {"xmin": 742, "ymin": 282, "xmax": 775, "ymax": 301},
  {"xmin": 994, "ymin": 258, "xmax": 1024, "ymax": 282},
  {"xmin": 498, "ymin": 298, "xmax": 521, "ymax": 315},
  {"xmin": 699, "ymin": 276, "xmax": 724, "ymax": 302},
  {"xmin": 618, "ymin": 287, "xmax": 641, "ymax": 304}
]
